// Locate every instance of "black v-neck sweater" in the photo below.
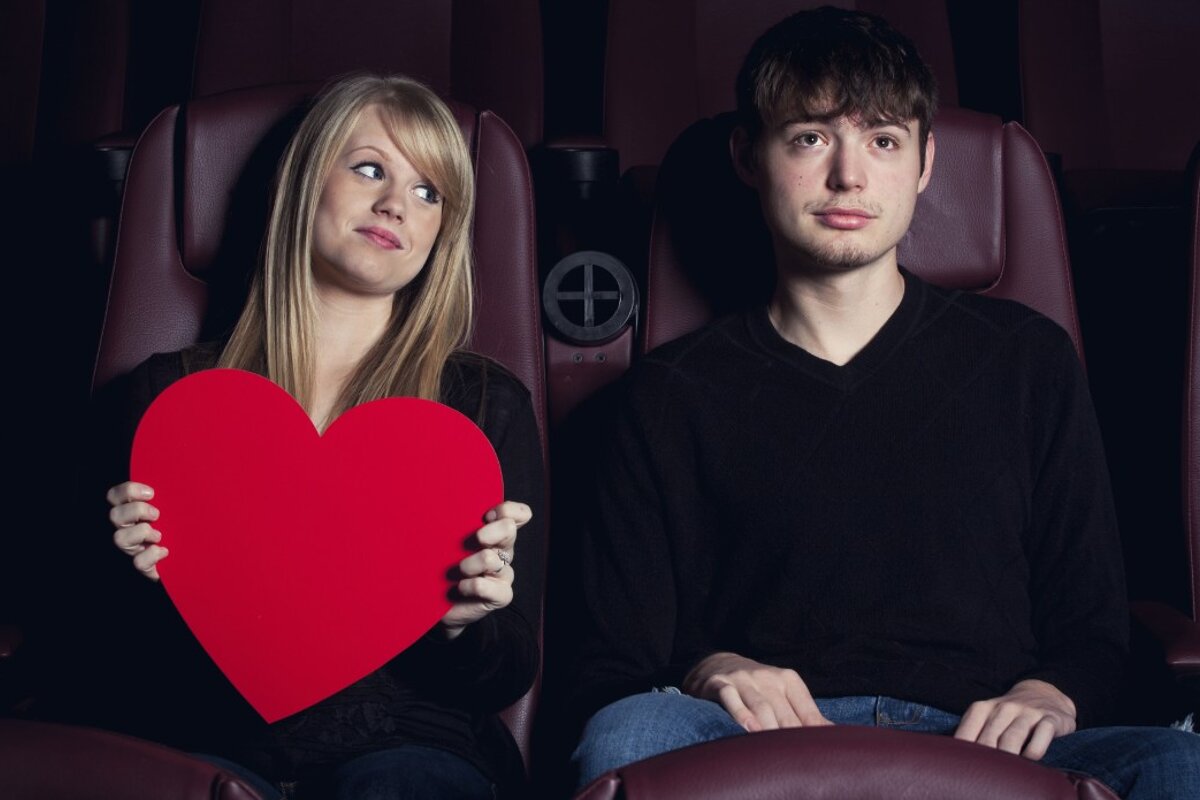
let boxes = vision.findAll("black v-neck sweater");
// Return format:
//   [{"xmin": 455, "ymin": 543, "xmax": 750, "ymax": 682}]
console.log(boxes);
[{"xmin": 576, "ymin": 270, "xmax": 1128, "ymax": 728}]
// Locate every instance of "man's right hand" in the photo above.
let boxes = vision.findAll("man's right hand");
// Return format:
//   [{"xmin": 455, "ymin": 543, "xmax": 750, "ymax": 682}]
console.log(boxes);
[{"xmin": 682, "ymin": 651, "xmax": 833, "ymax": 732}]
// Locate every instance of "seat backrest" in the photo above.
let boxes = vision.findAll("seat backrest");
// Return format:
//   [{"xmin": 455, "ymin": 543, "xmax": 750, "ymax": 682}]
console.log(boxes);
[
  {"xmin": 1018, "ymin": 0, "xmax": 1200, "ymax": 173},
  {"xmin": 643, "ymin": 107, "xmax": 1081, "ymax": 358},
  {"xmin": 30, "ymin": 1, "xmax": 201, "ymax": 153},
  {"xmin": 0, "ymin": 0, "xmax": 45, "ymax": 167},
  {"xmin": 604, "ymin": 0, "xmax": 959, "ymax": 175},
  {"xmin": 191, "ymin": 0, "xmax": 543, "ymax": 148},
  {"xmin": 1187, "ymin": 140, "xmax": 1200, "ymax": 620},
  {"xmin": 91, "ymin": 82, "xmax": 547, "ymax": 761},
  {"xmin": 1018, "ymin": 1, "xmax": 1195, "ymax": 611}
]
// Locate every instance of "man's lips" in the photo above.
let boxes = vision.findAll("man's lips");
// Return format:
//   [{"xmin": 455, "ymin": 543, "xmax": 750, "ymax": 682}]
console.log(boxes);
[
  {"xmin": 813, "ymin": 208, "xmax": 875, "ymax": 230},
  {"xmin": 356, "ymin": 226, "xmax": 403, "ymax": 249}
]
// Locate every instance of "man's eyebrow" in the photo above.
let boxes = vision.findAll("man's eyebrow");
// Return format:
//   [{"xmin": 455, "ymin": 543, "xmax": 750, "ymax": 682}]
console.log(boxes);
[
  {"xmin": 859, "ymin": 118, "xmax": 914, "ymax": 133},
  {"xmin": 775, "ymin": 116, "xmax": 835, "ymax": 132},
  {"xmin": 775, "ymin": 116, "xmax": 914, "ymax": 133}
]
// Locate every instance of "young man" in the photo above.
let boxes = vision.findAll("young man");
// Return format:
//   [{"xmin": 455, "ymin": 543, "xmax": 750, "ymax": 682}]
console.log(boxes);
[{"xmin": 569, "ymin": 8, "xmax": 1198, "ymax": 797}]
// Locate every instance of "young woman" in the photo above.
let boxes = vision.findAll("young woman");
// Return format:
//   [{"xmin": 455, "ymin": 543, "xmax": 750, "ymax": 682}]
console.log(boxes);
[{"xmin": 102, "ymin": 75, "xmax": 543, "ymax": 799}]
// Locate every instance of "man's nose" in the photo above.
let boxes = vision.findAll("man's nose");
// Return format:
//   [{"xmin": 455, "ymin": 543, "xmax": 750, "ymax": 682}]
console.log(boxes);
[{"xmin": 826, "ymin": 144, "xmax": 865, "ymax": 192}]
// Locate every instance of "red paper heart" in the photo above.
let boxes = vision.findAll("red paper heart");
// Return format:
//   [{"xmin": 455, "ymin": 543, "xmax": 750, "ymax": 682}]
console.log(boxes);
[{"xmin": 130, "ymin": 368, "xmax": 502, "ymax": 722}]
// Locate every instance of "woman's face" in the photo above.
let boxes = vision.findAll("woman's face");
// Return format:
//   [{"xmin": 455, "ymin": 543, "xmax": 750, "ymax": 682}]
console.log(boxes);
[{"xmin": 310, "ymin": 105, "xmax": 444, "ymax": 302}]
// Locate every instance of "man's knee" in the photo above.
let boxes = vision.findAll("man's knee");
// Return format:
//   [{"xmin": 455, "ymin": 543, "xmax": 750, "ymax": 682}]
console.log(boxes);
[
  {"xmin": 1136, "ymin": 730, "xmax": 1200, "ymax": 789},
  {"xmin": 572, "ymin": 691, "xmax": 745, "ymax": 788},
  {"xmin": 1046, "ymin": 725, "xmax": 1200, "ymax": 799}
]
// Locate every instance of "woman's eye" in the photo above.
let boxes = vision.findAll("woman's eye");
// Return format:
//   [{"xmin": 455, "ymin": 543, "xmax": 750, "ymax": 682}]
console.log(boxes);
[
  {"xmin": 414, "ymin": 184, "xmax": 442, "ymax": 204},
  {"xmin": 352, "ymin": 162, "xmax": 384, "ymax": 180}
]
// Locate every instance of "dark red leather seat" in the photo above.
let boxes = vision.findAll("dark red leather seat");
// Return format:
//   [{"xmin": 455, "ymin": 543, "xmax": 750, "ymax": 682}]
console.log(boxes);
[
  {"xmin": 1189, "ymin": 140, "xmax": 1200, "ymax": 644},
  {"xmin": 1018, "ymin": 0, "xmax": 1200, "ymax": 625},
  {"xmin": 0, "ymin": 719, "xmax": 263, "ymax": 800},
  {"xmin": 576, "ymin": 726, "xmax": 1118, "ymax": 800},
  {"xmin": 191, "ymin": 0, "xmax": 544, "ymax": 149},
  {"xmin": 1131, "ymin": 140, "xmax": 1200, "ymax": 682},
  {"xmin": 0, "ymin": 0, "xmax": 45, "ymax": 170},
  {"xmin": 604, "ymin": 0, "xmax": 958, "ymax": 176},
  {"xmin": 1018, "ymin": 0, "xmax": 1199, "ymax": 178}
]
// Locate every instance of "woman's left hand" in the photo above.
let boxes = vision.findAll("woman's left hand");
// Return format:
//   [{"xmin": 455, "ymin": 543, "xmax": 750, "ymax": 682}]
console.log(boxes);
[{"xmin": 439, "ymin": 500, "xmax": 532, "ymax": 639}]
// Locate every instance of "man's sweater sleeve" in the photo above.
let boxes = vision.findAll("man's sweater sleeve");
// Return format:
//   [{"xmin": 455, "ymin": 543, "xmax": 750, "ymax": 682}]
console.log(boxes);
[{"xmin": 1019, "ymin": 322, "xmax": 1129, "ymax": 727}]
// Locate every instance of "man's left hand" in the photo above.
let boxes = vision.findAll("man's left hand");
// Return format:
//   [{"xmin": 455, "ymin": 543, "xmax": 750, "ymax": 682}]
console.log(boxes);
[{"xmin": 953, "ymin": 679, "xmax": 1076, "ymax": 760}]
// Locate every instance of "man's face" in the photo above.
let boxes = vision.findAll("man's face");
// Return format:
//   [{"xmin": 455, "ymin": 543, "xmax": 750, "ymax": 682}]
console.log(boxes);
[{"xmin": 735, "ymin": 114, "xmax": 934, "ymax": 276}]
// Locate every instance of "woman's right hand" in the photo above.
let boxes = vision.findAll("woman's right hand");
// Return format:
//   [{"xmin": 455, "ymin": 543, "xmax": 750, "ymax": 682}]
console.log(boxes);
[{"xmin": 108, "ymin": 481, "xmax": 167, "ymax": 581}]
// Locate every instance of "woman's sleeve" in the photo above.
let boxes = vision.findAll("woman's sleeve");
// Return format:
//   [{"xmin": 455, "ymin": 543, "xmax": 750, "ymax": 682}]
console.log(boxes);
[
  {"xmin": 402, "ymin": 374, "xmax": 546, "ymax": 714},
  {"xmin": 62, "ymin": 354, "xmax": 194, "ymax": 735}
]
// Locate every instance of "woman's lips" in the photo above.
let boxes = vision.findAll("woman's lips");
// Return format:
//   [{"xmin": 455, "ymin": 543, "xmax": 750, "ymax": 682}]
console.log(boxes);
[{"xmin": 357, "ymin": 226, "xmax": 403, "ymax": 249}]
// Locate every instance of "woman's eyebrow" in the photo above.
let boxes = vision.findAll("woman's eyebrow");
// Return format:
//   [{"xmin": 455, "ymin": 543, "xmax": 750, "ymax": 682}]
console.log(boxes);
[{"xmin": 344, "ymin": 143, "xmax": 392, "ymax": 160}]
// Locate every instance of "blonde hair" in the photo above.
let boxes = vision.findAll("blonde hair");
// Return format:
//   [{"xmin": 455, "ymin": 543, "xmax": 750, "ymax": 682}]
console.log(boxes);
[{"xmin": 219, "ymin": 74, "xmax": 476, "ymax": 420}]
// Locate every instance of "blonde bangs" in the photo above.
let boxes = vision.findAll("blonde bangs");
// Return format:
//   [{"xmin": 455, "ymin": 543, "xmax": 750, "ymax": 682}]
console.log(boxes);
[{"xmin": 376, "ymin": 97, "xmax": 474, "ymax": 231}]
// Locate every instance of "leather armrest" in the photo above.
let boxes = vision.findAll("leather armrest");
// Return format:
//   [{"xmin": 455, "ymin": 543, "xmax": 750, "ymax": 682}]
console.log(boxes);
[
  {"xmin": 1132, "ymin": 600, "xmax": 1200, "ymax": 677},
  {"xmin": 574, "ymin": 726, "xmax": 1118, "ymax": 800},
  {"xmin": 0, "ymin": 719, "xmax": 263, "ymax": 800}
]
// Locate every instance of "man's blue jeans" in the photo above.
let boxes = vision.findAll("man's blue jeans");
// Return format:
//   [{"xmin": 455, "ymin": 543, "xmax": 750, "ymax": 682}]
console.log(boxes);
[{"xmin": 572, "ymin": 691, "xmax": 1200, "ymax": 799}]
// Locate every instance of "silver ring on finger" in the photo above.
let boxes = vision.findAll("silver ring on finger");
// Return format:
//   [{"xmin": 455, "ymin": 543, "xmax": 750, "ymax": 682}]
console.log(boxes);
[{"xmin": 496, "ymin": 548, "xmax": 512, "ymax": 570}]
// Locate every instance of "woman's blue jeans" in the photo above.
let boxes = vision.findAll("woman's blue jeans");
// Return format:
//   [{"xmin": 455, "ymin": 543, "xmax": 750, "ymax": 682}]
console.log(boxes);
[
  {"xmin": 199, "ymin": 744, "xmax": 494, "ymax": 799},
  {"xmin": 572, "ymin": 690, "xmax": 1200, "ymax": 799}
]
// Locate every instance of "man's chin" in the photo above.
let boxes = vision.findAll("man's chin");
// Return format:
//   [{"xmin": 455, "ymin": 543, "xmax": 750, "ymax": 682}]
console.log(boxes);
[{"xmin": 790, "ymin": 247, "xmax": 884, "ymax": 273}]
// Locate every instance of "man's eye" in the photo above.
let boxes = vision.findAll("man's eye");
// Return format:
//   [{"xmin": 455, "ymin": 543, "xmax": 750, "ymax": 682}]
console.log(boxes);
[
  {"xmin": 875, "ymin": 136, "xmax": 898, "ymax": 149},
  {"xmin": 795, "ymin": 133, "xmax": 822, "ymax": 146},
  {"xmin": 352, "ymin": 162, "xmax": 384, "ymax": 180},
  {"xmin": 414, "ymin": 185, "xmax": 442, "ymax": 204}
]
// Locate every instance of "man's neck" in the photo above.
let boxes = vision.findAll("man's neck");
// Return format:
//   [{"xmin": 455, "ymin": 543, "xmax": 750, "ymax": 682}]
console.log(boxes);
[{"xmin": 767, "ymin": 262, "xmax": 905, "ymax": 366}]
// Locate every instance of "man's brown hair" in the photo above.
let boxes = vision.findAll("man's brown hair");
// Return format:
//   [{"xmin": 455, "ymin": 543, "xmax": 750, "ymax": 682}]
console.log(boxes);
[{"xmin": 736, "ymin": 6, "xmax": 938, "ymax": 166}]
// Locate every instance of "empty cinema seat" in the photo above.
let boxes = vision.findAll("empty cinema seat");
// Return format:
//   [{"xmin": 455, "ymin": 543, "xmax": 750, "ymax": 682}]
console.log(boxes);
[{"xmin": 190, "ymin": 0, "xmax": 544, "ymax": 149}]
